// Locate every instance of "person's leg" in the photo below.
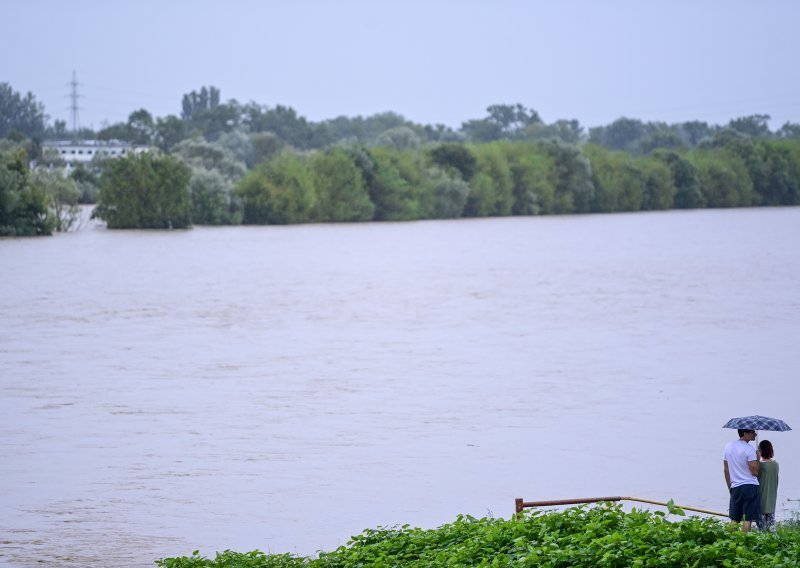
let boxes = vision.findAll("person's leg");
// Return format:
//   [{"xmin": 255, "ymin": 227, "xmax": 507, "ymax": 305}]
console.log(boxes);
[
  {"xmin": 765, "ymin": 513, "xmax": 776, "ymax": 531},
  {"xmin": 741, "ymin": 485, "xmax": 760, "ymax": 532},
  {"xmin": 728, "ymin": 486, "xmax": 744, "ymax": 529},
  {"xmin": 756, "ymin": 511, "xmax": 774, "ymax": 531}
]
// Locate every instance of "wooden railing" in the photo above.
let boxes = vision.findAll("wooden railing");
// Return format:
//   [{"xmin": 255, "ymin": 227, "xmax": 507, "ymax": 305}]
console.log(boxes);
[{"xmin": 515, "ymin": 496, "xmax": 727, "ymax": 517}]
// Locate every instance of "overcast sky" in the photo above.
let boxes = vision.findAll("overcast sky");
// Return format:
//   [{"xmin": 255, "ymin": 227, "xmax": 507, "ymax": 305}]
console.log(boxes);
[{"xmin": 5, "ymin": 0, "xmax": 799, "ymax": 132}]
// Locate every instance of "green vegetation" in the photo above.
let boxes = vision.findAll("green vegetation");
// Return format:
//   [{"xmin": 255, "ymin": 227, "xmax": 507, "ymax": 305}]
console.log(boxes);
[
  {"xmin": 37, "ymin": 134, "xmax": 800, "ymax": 231},
  {"xmin": 155, "ymin": 504, "xmax": 800, "ymax": 567},
  {"xmin": 93, "ymin": 153, "xmax": 191, "ymax": 229},
  {"xmin": 2, "ymin": 81, "xmax": 800, "ymax": 234},
  {"xmin": 0, "ymin": 83, "xmax": 47, "ymax": 140},
  {"xmin": 0, "ymin": 140, "xmax": 80, "ymax": 236}
]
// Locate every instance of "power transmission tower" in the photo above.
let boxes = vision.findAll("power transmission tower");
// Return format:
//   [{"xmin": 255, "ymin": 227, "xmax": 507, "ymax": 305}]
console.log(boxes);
[{"xmin": 68, "ymin": 70, "xmax": 82, "ymax": 139}]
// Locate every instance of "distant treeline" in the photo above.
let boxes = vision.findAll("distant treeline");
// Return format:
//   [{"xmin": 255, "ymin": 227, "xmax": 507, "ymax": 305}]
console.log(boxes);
[
  {"xmin": 91, "ymin": 135, "xmax": 800, "ymax": 230},
  {"xmin": 1, "ymin": 82, "xmax": 799, "ymax": 234},
  {"xmin": 3, "ymin": 82, "xmax": 800, "ymax": 151}
]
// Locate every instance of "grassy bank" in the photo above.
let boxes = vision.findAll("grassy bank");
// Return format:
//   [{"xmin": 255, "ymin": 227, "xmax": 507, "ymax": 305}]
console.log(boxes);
[{"xmin": 155, "ymin": 504, "xmax": 800, "ymax": 567}]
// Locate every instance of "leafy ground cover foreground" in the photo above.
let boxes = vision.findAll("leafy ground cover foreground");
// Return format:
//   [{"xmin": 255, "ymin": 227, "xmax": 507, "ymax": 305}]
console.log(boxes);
[{"xmin": 155, "ymin": 504, "xmax": 800, "ymax": 567}]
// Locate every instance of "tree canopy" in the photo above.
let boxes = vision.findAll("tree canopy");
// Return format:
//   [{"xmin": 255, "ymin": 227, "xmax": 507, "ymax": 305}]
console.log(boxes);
[
  {"xmin": 3, "ymin": 80, "xmax": 800, "ymax": 234},
  {"xmin": 0, "ymin": 83, "xmax": 47, "ymax": 140},
  {"xmin": 93, "ymin": 152, "xmax": 192, "ymax": 229}
]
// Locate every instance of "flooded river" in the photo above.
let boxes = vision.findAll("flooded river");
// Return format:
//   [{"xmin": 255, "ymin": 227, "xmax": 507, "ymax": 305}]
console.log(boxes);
[{"xmin": 1, "ymin": 207, "xmax": 799, "ymax": 566}]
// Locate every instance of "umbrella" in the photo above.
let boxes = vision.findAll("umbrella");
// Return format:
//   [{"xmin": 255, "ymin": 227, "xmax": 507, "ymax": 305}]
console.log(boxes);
[{"xmin": 722, "ymin": 415, "xmax": 792, "ymax": 432}]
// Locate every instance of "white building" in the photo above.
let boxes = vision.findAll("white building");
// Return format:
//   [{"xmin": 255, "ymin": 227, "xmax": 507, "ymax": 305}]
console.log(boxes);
[{"xmin": 41, "ymin": 140, "xmax": 149, "ymax": 170}]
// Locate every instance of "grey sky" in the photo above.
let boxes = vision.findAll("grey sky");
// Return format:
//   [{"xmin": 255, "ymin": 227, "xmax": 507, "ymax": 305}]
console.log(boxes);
[{"xmin": 5, "ymin": 0, "xmax": 799, "ymax": 132}]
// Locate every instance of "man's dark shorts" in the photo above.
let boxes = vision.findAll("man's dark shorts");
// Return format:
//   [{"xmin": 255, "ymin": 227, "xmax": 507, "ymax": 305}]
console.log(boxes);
[{"xmin": 729, "ymin": 484, "xmax": 760, "ymax": 522}]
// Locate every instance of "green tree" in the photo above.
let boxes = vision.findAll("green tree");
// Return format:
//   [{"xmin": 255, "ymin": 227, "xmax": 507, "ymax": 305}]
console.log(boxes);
[
  {"xmin": 637, "ymin": 156, "xmax": 676, "ymax": 210},
  {"xmin": 155, "ymin": 115, "xmax": 189, "ymax": 152},
  {"xmin": 499, "ymin": 141, "xmax": 556, "ymax": 215},
  {"xmin": 0, "ymin": 83, "xmax": 47, "ymax": 139},
  {"xmin": 676, "ymin": 121, "xmax": 715, "ymax": 147},
  {"xmin": 244, "ymin": 104, "xmax": 328, "ymax": 150},
  {"xmin": 422, "ymin": 123, "xmax": 464, "ymax": 143},
  {"xmin": 375, "ymin": 126, "xmax": 421, "ymax": 150},
  {"xmin": 464, "ymin": 143, "xmax": 513, "ymax": 217},
  {"xmin": 216, "ymin": 130, "xmax": 252, "ymax": 166},
  {"xmin": 39, "ymin": 143, "xmax": 67, "ymax": 169},
  {"xmin": 638, "ymin": 126, "xmax": 687, "ymax": 154},
  {"xmin": 777, "ymin": 122, "xmax": 800, "ymax": 140},
  {"xmin": 94, "ymin": 152, "xmax": 192, "ymax": 229},
  {"xmin": 45, "ymin": 119, "xmax": 69, "ymax": 140},
  {"xmin": 127, "ymin": 109, "xmax": 155, "ymax": 145},
  {"xmin": 363, "ymin": 147, "xmax": 426, "ymax": 221},
  {"xmin": 461, "ymin": 104, "xmax": 542, "ymax": 142},
  {"xmin": 770, "ymin": 139, "xmax": 800, "ymax": 204},
  {"xmin": 185, "ymin": 102, "xmax": 242, "ymax": 142},
  {"xmin": 96, "ymin": 122, "xmax": 129, "ymax": 142},
  {"xmin": 181, "ymin": 86, "xmax": 221, "ymax": 119},
  {"xmin": 236, "ymin": 152, "xmax": 316, "ymax": 224},
  {"xmin": 728, "ymin": 114, "xmax": 772, "ymax": 138},
  {"xmin": 689, "ymin": 149, "xmax": 754, "ymax": 208},
  {"xmin": 172, "ymin": 138, "xmax": 246, "ymax": 181},
  {"xmin": 589, "ymin": 117, "xmax": 648, "ymax": 153},
  {"xmin": 30, "ymin": 170, "xmax": 81, "ymax": 232},
  {"xmin": 539, "ymin": 140, "xmax": 594, "ymax": 213},
  {"xmin": 519, "ymin": 119, "xmax": 584, "ymax": 144},
  {"xmin": 755, "ymin": 140, "xmax": 799, "ymax": 205},
  {"xmin": 321, "ymin": 114, "xmax": 368, "ymax": 144},
  {"xmin": 310, "ymin": 147, "xmax": 374, "ymax": 222},
  {"xmin": 424, "ymin": 166, "xmax": 470, "ymax": 219},
  {"xmin": 249, "ymin": 132, "xmax": 284, "ymax": 167},
  {"xmin": 428, "ymin": 143, "xmax": 477, "ymax": 181},
  {"xmin": 0, "ymin": 145, "xmax": 54, "ymax": 236},
  {"xmin": 69, "ymin": 163, "xmax": 101, "ymax": 204},
  {"xmin": 460, "ymin": 118, "xmax": 503, "ymax": 143},
  {"xmin": 189, "ymin": 168, "xmax": 242, "ymax": 225},
  {"xmin": 584, "ymin": 145, "xmax": 645, "ymax": 212},
  {"xmin": 706, "ymin": 132, "xmax": 777, "ymax": 205},
  {"xmin": 486, "ymin": 104, "xmax": 541, "ymax": 132},
  {"xmin": 324, "ymin": 111, "xmax": 420, "ymax": 146},
  {"xmin": 652, "ymin": 150, "xmax": 704, "ymax": 209}
]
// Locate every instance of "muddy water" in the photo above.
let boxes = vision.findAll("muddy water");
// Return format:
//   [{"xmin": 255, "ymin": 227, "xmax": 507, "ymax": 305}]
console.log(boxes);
[{"xmin": 1, "ymin": 208, "xmax": 799, "ymax": 566}]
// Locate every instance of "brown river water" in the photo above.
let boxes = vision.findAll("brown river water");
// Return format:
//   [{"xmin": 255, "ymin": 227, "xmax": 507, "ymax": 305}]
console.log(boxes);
[{"xmin": 1, "ymin": 207, "xmax": 799, "ymax": 566}]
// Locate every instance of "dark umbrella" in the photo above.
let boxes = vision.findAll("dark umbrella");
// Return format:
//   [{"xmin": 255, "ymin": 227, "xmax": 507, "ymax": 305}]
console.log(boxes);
[
  {"xmin": 723, "ymin": 415, "xmax": 791, "ymax": 450},
  {"xmin": 722, "ymin": 415, "xmax": 792, "ymax": 432}
]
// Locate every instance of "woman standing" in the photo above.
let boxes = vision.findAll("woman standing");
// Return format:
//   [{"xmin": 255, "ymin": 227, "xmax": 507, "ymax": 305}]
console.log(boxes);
[{"xmin": 757, "ymin": 440, "xmax": 779, "ymax": 531}]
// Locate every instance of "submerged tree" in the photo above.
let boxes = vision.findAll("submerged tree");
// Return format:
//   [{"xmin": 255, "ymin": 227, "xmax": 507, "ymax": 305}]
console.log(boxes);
[
  {"xmin": 235, "ymin": 152, "xmax": 316, "ymax": 224},
  {"xmin": 309, "ymin": 147, "xmax": 374, "ymax": 222},
  {"xmin": 539, "ymin": 139, "xmax": 594, "ymax": 213},
  {"xmin": 93, "ymin": 152, "xmax": 192, "ymax": 229},
  {"xmin": 188, "ymin": 168, "xmax": 242, "ymax": 225},
  {"xmin": 425, "ymin": 166, "xmax": 470, "ymax": 219},
  {"xmin": 30, "ymin": 170, "xmax": 81, "ymax": 231},
  {"xmin": 0, "ymin": 145, "xmax": 54, "ymax": 236}
]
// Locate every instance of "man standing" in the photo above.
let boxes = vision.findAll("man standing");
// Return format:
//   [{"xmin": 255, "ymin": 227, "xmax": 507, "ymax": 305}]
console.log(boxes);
[{"xmin": 723, "ymin": 428, "xmax": 761, "ymax": 531}]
